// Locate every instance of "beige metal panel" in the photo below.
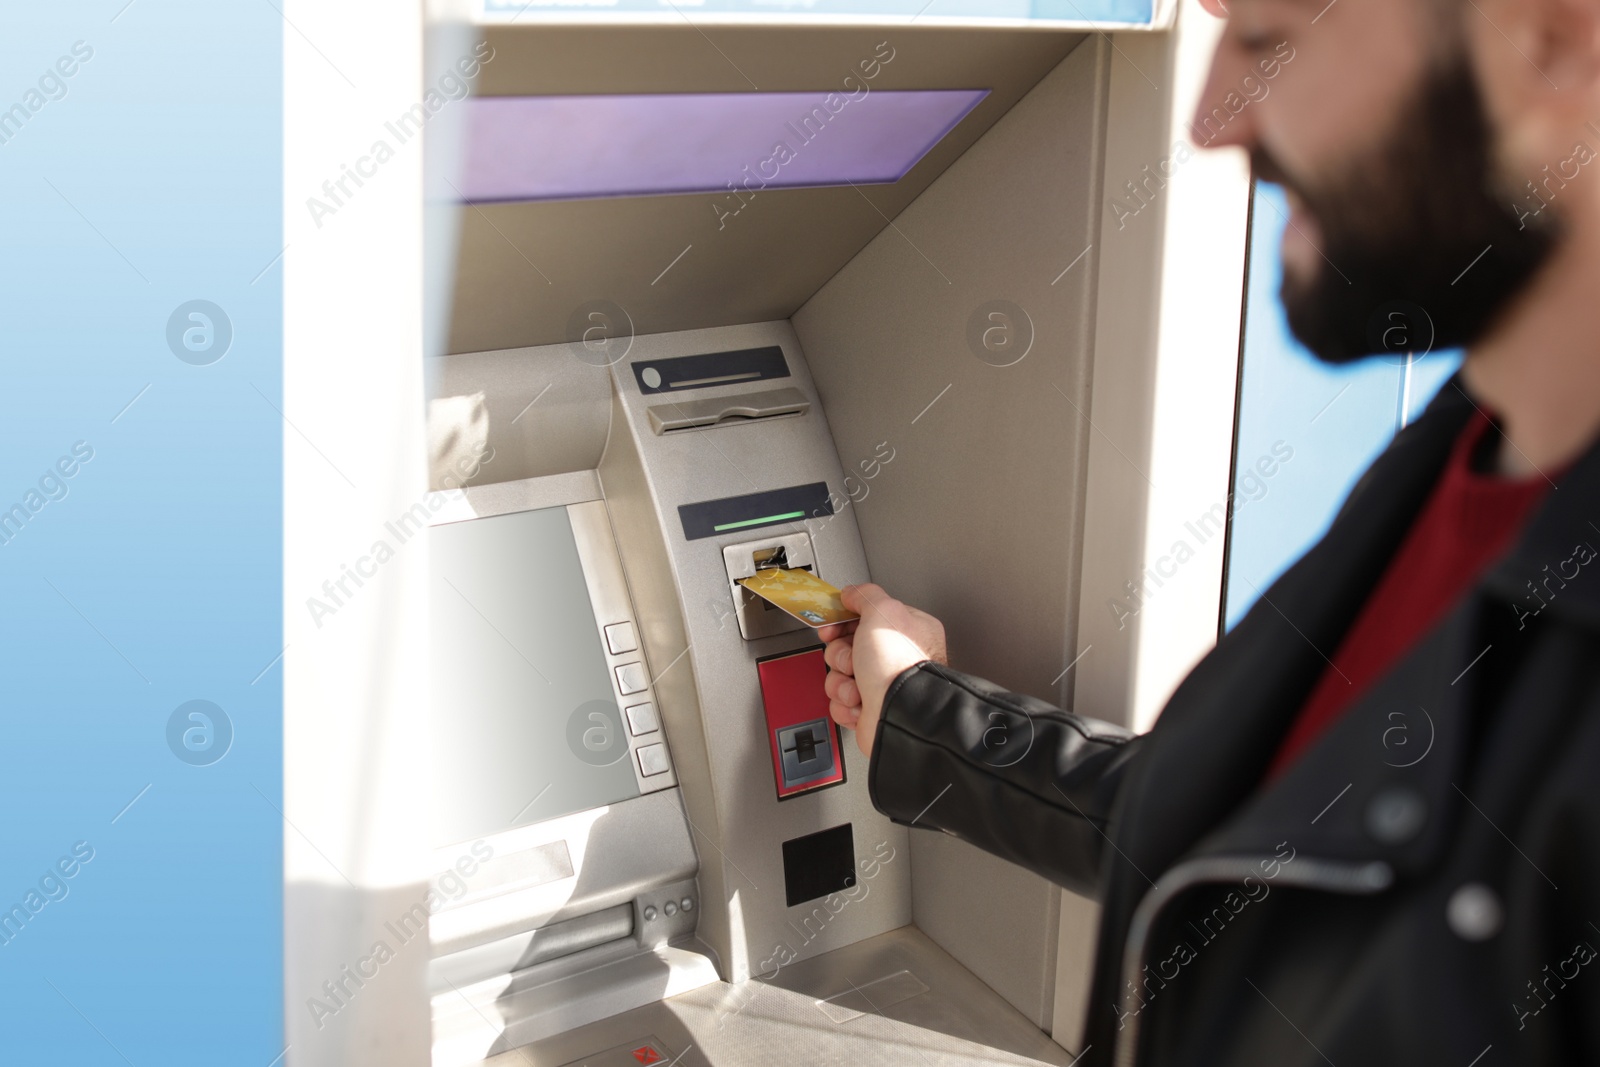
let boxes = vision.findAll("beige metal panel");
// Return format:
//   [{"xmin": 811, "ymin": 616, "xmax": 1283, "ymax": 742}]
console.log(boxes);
[
  {"xmin": 596, "ymin": 391, "xmax": 733, "ymax": 971},
  {"xmin": 446, "ymin": 25, "xmax": 1087, "ymax": 354},
  {"xmin": 791, "ymin": 36, "xmax": 1111, "ymax": 1031},
  {"xmin": 908, "ymin": 832, "xmax": 1065, "ymax": 1030},
  {"xmin": 448, "ymin": 188, "xmax": 888, "ymax": 354},
  {"xmin": 475, "ymin": 23, "xmax": 1084, "ymax": 96},
  {"xmin": 466, "ymin": 926, "xmax": 1072, "ymax": 1067},
  {"xmin": 426, "ymin": 345, "xmax": 613, "ymax": 486},
  {"xmin": 1054, "ymin": 0, "xmax": 1251, "ymax": 1042},
  {"xmin": 425, "ymin": 470, "xmax": 604, "ymax": 523},
  {"xmin": 1049, "ymin": 888, "xmax": 1101, "ymax": 1055},
  {"xmin": 597, "ymin": 321, "xmax": 912, "ymax": 985}
]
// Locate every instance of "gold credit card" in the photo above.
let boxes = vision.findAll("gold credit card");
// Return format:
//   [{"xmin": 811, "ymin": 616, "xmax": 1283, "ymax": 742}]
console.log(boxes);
[{"xmin": 738, "ymin": 567, "xmax": 859, "ymax": 628}]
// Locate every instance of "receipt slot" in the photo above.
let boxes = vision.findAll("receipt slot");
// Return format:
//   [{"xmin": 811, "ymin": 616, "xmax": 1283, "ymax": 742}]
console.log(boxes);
[{"xmin": 755, "ymin": 647, "xmax": 845, "ymax": 800}]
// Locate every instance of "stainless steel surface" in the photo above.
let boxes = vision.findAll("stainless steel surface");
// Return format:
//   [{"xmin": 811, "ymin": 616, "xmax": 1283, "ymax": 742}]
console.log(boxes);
[
  {"xmin": 430, "ymin": 904, "xmax": 637, "ymax": 992},
  {"xmin": 425, "ymin": 33, "xmax": 1134, "ymax": 1052},
  {"xmin": 636, "ymin": 744, "xmax": 671, "ymax": 777},
  {"xmin": 791, "ymin": 37, "xmax": 1110, "ymax": 1031},
  {"xmin": 604, "ymin": 622, "xmax": 638, "ymax": 654},
  {"xmin": 435, "ymin": 941, "xmax": 722, "ymax": 1067},
  {"xmin": 764, "ymin": 925, "xmax": 1074, "ymax": 1063},
  {"xmin": 631, "ymin": 878, "xmax": 703, "ymax": 950},
  {"xmin": 598, "ymin": 321, "xmax": 913, "ymax": 985},
  {"xmin": 721, "ymin": 531, "xmax": 816, "ymax": 640},
  {"xmin": 460, "ymin": 841, "xmax": 576, "ymax": 901},
  {"xmin": 427, "ymin": 345, "xmax": 612, "ymax": 485},
  {"xmin": 464, "ymin": 925, "xmax": 1073, "ymax": 1067},
  {"xmin": 624, "ymin": 702, "xmax": 659, "ymax": 737},
  {"xmin": 615, "ymin": 662, "xmax": 649, "ymax": 696},
  {"xmin": 647, "ymin": 386, "xmax": 811, "ymax": 435},
  {"xmin": 1051, "ymin": 888, "xmax": 1102, "ymax": 1055},
  {"xmin": 551, "ymin": 1036, "xmax": 672, "ymax": 1067},
  {"xmin": 570, "ymin": 500, "xmax": 678, "ymax": 795},
  {"xmin": 429, "ymin": 789, "xmax": 697, "ymax": 958},
  {"xmin": 429, "ymin": 470, "xmax": 605, "ymax": 525}
]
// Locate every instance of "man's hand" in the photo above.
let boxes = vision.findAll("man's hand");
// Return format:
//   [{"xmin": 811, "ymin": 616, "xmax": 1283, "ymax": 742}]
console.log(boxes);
[{"xmin": 818, "ymin": 584, "xmax": 947, "ymax": 758}]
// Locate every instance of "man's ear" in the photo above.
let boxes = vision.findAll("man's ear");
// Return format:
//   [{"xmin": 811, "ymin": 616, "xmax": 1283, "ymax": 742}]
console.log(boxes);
[
  {"xmin": 1527, "ymin": 0, "xmax": 1600, "ymax": 93},
  {"xmin": 1470, "ymin": 0, "xmax": 1600, "ymax": 174}
]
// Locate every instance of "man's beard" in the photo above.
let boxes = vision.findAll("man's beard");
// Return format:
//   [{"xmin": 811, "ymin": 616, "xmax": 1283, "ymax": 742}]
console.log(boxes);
[{"xmin": 1261, "ymin": 52, "xmax": 1561, "ymax": 364}]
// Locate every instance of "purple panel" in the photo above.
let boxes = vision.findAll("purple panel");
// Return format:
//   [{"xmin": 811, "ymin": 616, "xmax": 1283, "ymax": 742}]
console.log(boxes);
[{"xmin": 458, "ymin": 89, "xmax": 990, "ymax": 203}]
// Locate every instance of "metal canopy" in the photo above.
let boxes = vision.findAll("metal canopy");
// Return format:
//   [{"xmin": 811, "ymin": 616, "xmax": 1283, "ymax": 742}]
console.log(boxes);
[{"xmin": 444, "ymin": 23, "xmax": 1089, "ymax": 354}]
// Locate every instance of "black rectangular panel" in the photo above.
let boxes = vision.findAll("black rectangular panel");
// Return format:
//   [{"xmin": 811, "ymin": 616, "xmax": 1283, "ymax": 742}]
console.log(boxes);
[
  {"xmin": 677, "ymin": 482, "xmax": 832, "ymax": 542},
  {"xmin": 782, "ymin": 823, "xmax": 856, "ymax": 908},
  {"xmin": 631, "ymin": 346, "xmax": 789, "ymax": 395}
]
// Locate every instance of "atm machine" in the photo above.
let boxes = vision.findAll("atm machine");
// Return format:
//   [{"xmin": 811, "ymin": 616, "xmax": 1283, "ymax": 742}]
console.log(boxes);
[{"xmin": 282, "ymin": 2, "xmax": 1249, "ymax": 1065}]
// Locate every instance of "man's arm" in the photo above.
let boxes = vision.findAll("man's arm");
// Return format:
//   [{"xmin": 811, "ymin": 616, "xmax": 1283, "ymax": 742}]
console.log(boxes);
[{"xmin": 822, "ymin": 585, "xmax": 1141, "ymax": 898}]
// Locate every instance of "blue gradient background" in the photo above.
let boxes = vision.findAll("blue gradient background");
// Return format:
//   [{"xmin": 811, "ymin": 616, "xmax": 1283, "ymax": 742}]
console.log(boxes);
[
  {"xmin": 1225, "ymin": 183, "xmax": 1462, "ymax": 629},
  {"xmin": 0, "ymin": 2, "xmax": 282, "ymax": 1062}
]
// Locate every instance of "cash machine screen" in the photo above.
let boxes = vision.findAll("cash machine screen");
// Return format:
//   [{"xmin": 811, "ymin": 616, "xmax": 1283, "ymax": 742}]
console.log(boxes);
[{"xmin": 429, "ymin": 506, "xmax": 641, "ymax": 847}]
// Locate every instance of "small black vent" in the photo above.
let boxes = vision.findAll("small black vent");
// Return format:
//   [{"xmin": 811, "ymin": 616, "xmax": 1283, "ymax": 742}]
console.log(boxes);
[{"xmin": 781, "ymin": 823, "xmax": 856, "ymax": 908}]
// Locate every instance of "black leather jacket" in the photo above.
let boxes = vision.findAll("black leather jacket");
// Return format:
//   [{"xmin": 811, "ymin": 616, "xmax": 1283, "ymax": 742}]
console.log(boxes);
[{"xmin": 868, "ymin": 380, "xmax": 1600, "ymax": 1066}]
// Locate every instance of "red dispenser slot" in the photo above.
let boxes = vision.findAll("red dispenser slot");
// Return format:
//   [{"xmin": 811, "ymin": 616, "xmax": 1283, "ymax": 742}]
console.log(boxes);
[{"xmin": 755, "ymin": 647, "xmax": 845, "ymax": 800}]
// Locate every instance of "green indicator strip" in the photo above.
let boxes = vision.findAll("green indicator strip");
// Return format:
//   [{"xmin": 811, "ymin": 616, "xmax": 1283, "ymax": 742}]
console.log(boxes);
[{"xmin": 713, "ymin": 510, "xmax": 806, "ymax": 532}]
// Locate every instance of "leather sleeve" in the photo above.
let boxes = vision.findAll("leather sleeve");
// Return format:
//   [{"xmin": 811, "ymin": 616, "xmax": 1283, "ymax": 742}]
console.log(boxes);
[{"xmin": 866, "ymin": 661, "xmax": 1142, "ymax": 900}]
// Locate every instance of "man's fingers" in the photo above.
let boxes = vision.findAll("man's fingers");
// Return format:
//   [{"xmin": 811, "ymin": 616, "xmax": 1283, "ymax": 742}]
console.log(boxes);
[
  {"xmin": 840, "ymin": 583, "xmax": 889, "ymax": 614},
  {"xmin": 832, "ymin": 668, "xmax": 857, "ymax": 710},
  {"xmin": 816, "ymin": 619, "xmax": 858, "ymax": 642},
  {"xmin": 824, "ymin": 637, "xmax": 853, "ymax": 675},
  {"xmin": 824, "ymin": 668, "xmax": 860, "ymax": 707},
  {"xmin": 836, "ymin": 675, "xmax": 859, "ymax": 708},
  {"xmin": 829, "ymin": 699, "xmax": 861, "ymax": 730}
]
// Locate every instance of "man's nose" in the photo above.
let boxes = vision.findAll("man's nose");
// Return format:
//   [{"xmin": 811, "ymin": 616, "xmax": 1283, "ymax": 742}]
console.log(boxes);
[{"xmin": 1191, "ymin": 52, "xmax": 1261, "ymax": 153}]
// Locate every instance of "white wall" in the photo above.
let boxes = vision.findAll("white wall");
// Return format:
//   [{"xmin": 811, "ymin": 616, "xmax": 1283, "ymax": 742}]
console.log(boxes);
[
  {"xmin": 283, "ymin": 3, "xmax": 434, "ymax": 1063},
  {"xmin": 1054, "ymin": 0, "xmax": 1250, "ymax": 1047},
  {"xmin": 1071, "ymin": 1, "xmax": 1249, "ymax": 740}
]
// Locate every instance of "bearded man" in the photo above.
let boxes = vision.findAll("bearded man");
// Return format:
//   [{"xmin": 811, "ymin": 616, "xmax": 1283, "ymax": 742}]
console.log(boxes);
[{"xmin": 820, "ymin": 0, "xmax": 1600, "ymax": 1062}]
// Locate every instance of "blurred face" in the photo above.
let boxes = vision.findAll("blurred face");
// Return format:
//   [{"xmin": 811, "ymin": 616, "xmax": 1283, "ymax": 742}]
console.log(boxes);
[{"xmin": 1199, "ymin": 0, "xmax": 1559, "ymax": 362}]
